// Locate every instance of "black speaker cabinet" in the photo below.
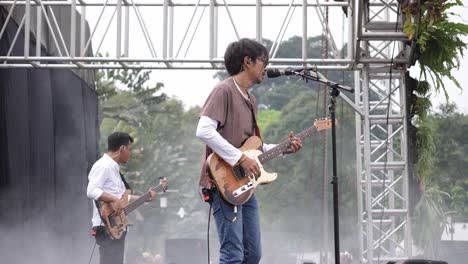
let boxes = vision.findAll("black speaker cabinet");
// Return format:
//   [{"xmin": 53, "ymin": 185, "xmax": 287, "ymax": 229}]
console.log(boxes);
[{"xmin": 387, "ymin": 260, "xmax": 448, "ymax": 264}]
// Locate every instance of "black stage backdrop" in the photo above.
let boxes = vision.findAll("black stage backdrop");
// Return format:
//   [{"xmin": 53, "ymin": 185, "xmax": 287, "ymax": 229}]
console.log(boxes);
[{"xmin": 0, "ymin": 8, "xmax": 99, "ymax": 264}]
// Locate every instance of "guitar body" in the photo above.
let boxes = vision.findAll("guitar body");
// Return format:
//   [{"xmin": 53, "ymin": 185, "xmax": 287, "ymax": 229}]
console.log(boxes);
[
  {"xmin": 206, "ymin": 118, "xmax": 334, "ymax": 205},
  {"xmin": 97, "ymin": 179, "xmax": 168, "ymax": 240},
  {"xmin": 99, "ymin": 190, "xmax": 131, "ymax": 240},
  {"xmin": 207, "ymin": 136, "xmax": 278, "ymax": 206}
]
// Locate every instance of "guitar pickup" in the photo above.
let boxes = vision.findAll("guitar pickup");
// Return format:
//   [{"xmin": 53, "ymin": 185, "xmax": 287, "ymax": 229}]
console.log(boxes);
[{"xmin": 232, "ymin": 182, "xmax": 254, "ymax": 197}]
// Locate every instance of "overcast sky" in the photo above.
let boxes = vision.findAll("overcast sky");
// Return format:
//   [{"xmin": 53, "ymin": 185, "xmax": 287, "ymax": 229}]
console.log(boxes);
[{"xmin": 160, "ymin": 5, "xmax": 468, "ymax": 113}]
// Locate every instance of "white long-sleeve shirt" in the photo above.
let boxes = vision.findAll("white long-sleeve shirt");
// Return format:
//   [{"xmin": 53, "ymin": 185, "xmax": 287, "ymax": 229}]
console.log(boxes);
[
  {"xmin": 86, "ymin": 153, "xmax": 126, "ymax": 227},
  {"xmin": 196, "ymin": 116, "xmax": 276, "ymax": 166}
]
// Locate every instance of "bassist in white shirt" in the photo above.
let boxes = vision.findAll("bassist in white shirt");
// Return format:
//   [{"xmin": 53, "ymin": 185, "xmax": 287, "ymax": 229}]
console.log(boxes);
[{"xmin": 87, "ymin": 132, "xmax": 157, "ymax": 264}]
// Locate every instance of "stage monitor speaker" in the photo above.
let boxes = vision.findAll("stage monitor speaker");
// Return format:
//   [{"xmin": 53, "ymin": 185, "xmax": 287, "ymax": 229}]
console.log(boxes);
[
  {"xmin": 165, "ymin": 238, "xmax": 207, "ymax": 264},
  {"xmin": 387, "ymin": 260, "xmax": 448, "ymax": 264}
]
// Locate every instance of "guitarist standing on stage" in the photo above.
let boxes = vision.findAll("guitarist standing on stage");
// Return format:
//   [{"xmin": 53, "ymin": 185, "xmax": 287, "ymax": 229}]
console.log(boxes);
[
  {"xmin": 196, "ymin": 38, "xmax": 302, "ymax": 264},
  {"xmin": 87, "ymin": 132, "xmax": 157, "ymax": 264}
]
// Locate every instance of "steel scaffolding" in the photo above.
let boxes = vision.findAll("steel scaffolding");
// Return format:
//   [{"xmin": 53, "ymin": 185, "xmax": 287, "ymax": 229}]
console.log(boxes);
[
  {"xmin": 355, "ymin": 0, "xmax": 412, "ymax": 263},
  {"xmin": 0, "ymin": 0, "xmax": 413, "ymax": 263}
]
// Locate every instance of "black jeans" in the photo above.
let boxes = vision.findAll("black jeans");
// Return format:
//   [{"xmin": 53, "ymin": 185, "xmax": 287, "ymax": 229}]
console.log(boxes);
[{"xmin": 94, "ymin": 226, "xmax": 126, "ymax": 264}]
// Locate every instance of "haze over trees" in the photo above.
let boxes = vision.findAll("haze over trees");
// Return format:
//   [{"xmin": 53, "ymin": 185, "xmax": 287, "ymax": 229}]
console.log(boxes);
[{"xmin": 95, "ymin": 35, "xmax": 467, "ymax": 261}]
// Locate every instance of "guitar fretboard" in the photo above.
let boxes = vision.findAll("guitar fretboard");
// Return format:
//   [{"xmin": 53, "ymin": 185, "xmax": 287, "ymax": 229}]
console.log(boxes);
[
  {"xmin": 123, "ymin": 185, "xmax": 165, "ymax": 215},
  {"xmin": 124, "ymin": 192, "xmax": 153, "ymax": 215},
  {"xmin": 258, "ymin": 126, "xmax": 318, "ymax": 164}
]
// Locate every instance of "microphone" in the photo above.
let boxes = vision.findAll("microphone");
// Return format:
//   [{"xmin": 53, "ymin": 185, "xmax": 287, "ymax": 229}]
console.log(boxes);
[
  {"xmin": 266, "ymin": 67, "xmax": 354, "ymax": 93},
  {"xmin": 266, "ymin": 67, "xmax": 317, "ymax": 78}
]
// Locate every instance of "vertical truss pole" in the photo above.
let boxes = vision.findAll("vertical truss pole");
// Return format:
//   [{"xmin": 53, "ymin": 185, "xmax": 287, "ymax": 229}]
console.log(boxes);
[
  {"xmin": 116, "ymin": 0, "xmax": 122, "ymax": 58},
  {"xmin": 256, "ymin": 0, "xmax": 262, "ymax": 42},
  {"xmin": 24, "ymin": 0, "xmax": 30, "ymax": 57},
  {"xmin": 209, "ymin": 0, "xmax": 215, "ymax": 60},
  {"xmin": 355, "ymin": 69, "xmax": 364, "ymax": 263},
  {"xmin": 36, "ymin": 3, "xmax": 42, "ymax": 57},
  {"xmin": 213, "ymin": 4, "xmax": 217, "ymax": 58},
  {"xmin": 168, "ymin": 4, "xmax": 173, "ymax": 58},
  {"xmin": 124, "ymin": 3, "xmax": 129, "ymax": 57},
  {"xmin": 362, "ymin": 65, "xmax": 375, "ymax": 263},
  {"xmin": 163, "ymin": 0, "xmax": 168, "ymax": 59},
  {"xmin": 302, "ymin": 0, "xmax": 307, "ymax": 63},
  {"xmin": 355, "ymin": 1, "xmax": 412, "ymax": 262},
  {"xmin": 80, "ymin": 4, "xmax": 85, "ymax": 56},
  {"xmin": 70, "ymin": 0, "xmax": 76, "ymax": 57}
]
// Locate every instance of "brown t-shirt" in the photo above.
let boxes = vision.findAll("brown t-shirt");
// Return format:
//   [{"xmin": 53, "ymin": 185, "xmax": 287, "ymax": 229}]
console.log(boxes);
[{"xmin": 198, "ymin": 77, "xmax": 259, "ymax": 188}]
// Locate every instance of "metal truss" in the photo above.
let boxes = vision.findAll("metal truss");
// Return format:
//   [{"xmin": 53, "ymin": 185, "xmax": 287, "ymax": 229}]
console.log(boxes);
[
  {"xmin": 0, "ymin": 0, "xmax": 354, "ymax": 69},
  {"xmin": 0, "ymin": 0, "xmax": 413, "ymax": 263},
  {"xmin": 354, "ymin": 0, "xmax": 412, "ymax": 263}
]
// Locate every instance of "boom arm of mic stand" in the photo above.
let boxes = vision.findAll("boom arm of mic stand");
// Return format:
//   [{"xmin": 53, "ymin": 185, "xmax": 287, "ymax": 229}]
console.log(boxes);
[{"xmin": 291, "ymin": 70, "xmax": 354, "ymax": 93}]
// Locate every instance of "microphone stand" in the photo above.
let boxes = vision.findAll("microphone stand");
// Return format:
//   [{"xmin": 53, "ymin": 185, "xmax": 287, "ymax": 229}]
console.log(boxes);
[{"xmin": 291, "ymin": 69, "xmax": 353, "ymax": 264}]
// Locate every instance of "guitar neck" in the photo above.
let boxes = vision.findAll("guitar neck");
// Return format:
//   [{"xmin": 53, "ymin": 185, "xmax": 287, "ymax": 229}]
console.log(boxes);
[
  {"xmin": 123, "ymin": 191, "xmax": 152, "ymax": 215},
  {"xmin": 258, "ymin": 126, "xmax": 317, "ymax": 164}
]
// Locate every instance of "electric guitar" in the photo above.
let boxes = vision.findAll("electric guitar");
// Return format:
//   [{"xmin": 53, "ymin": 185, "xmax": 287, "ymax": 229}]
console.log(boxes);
[
  {"xmin": 99, "ymin": 177, "xmax": 168, "ymax": 239},
  {"xmin": 207, "ymin": 119, "xmax": 334, "ymax": 205}
]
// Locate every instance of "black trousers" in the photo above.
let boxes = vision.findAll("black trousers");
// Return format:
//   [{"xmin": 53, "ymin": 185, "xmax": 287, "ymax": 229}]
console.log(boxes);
[{"xmin": 94, "ymin": 226, "xmax": 126, "ymax": 264}]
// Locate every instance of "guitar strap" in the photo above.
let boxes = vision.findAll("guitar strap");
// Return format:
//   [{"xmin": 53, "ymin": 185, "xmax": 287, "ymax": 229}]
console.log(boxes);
[
  {"xmin": 119, "ymin": 171, "xmax": 132, "ymax": 192},
  {"xmin": 94, "ymin": 200, "xmax": 105, "ymax": 225},
  {"xmin": 246, "ymin": 99, "xmax": 262, "ymax": 141}
]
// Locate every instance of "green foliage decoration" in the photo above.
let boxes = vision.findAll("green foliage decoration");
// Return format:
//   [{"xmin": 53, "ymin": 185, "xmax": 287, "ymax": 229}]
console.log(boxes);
[
  {"xmin": 402, "ymin": 2, "xmax": 468, "ymax": 254},
  {"xmin": 402, "ymin": 0, "xmax": 468, "ymax": 98}
]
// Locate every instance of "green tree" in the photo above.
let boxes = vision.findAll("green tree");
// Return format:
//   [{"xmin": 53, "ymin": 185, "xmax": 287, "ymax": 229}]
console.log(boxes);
[
  {"xmin": 256, "ymin": 88, "xmax": 358, "ymax": 256},
  {"xmin": 431, "ymin": 103, "xmax": 468, "ymax": 220},
  {"xmin": 95, "ymin": 68, "xmax": 207, "ymax": 257}
]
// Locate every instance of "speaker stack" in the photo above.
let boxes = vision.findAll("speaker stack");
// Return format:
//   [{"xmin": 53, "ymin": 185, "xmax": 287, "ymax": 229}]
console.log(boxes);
[{"xmin": 387, "ymin": 260, "xmax": 448, "ymax": 264}]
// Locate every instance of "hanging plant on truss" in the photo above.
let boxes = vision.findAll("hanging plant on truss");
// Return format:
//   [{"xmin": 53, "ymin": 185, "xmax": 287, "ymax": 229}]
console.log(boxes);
[
  {"xmin": 402, "ymin": 0, "xmax": 468, "ymax": 98},
  {"xmin": 401, "ymin": 1, "xmax": 467, "ymax": 257}
]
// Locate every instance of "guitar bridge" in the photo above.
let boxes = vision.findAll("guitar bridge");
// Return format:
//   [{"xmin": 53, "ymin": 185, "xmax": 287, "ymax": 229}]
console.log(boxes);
[{"xmin": 232, "ymin": 182, "xmax": 254, "ymax": 197}]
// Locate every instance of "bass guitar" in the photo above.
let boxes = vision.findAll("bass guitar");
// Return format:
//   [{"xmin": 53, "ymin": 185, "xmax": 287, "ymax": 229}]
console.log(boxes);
[
  {"xmin": 99, "ymin": 177, "xmax": 168, "ymax": 239},
  {"xmin": 207, "ymin": 119, "xmax": 333, "ymax": 205}
]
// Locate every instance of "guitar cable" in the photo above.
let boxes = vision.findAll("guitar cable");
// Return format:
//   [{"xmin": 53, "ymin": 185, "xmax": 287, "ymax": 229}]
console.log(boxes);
[
  {"xmin": 203, "ymin": 188, "xmax": 238, "ymax": 264},
  {"xmin": 87, "ymin": 240, "xmax": 97, "ymax": 264},
  {"xmin": 207, "ymin": 202, "xmax": 212, "ymax": 264}
]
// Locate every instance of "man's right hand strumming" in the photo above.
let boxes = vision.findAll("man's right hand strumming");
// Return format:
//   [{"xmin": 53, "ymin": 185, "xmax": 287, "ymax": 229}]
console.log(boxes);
[{"xmin": 239, "ymin": 154, "xmax": 261, "ymax": 179}]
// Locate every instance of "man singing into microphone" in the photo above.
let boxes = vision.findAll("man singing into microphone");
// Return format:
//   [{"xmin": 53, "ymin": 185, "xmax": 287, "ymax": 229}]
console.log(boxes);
[{"xmin": 196, "ymin": 38, "xmax": 303, "ymax": 264}]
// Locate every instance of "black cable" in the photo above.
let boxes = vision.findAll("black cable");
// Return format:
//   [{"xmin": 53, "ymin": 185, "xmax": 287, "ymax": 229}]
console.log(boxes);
[
  {"xmin": 88, "ymin": 240, "xmax": 97, "ymax": 264},
  {"xmin": 207, "ymin": 202, "xmax": 212, "ymax": 264}
]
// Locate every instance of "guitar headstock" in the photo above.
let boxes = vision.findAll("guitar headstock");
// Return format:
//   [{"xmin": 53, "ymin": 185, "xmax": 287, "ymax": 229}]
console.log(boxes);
[
  {"xmin": 314, "ymin": 118, "xmax": 338, "ymax": 131},
  {"xmin": 158, "ymin": 177, "xmax": 168, "ymax": 192},
  {"xmin": 149, "ymin": 177, "xmax": 168, "ymax": 193}
]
